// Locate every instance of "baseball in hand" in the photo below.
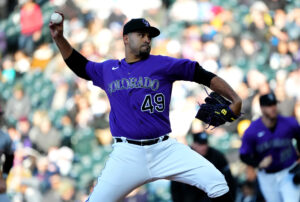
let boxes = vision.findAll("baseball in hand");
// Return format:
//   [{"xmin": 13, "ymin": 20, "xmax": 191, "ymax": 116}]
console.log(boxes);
[{"xmin": 50, "ymin": 12, "xmax": 63, "ymax": 24}]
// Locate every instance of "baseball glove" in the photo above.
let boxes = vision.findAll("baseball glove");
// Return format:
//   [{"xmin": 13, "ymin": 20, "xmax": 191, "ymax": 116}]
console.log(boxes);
[
  {"xmin": 195, "ymin": 92, "xmax": 239, "ymax": 127},
  {"xmin": 289, "ymin": 163, "xmax": 300, "ymax": 185}
]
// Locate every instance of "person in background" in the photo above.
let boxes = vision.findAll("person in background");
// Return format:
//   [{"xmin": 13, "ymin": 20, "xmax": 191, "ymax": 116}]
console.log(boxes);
[
  {"xmin": 171, "ymin": 132, "xmax": 237, "ymax": 202},
  {"xmin": 18, "ymin": 0, "xmax": 43, "ymax": 55},
  {"xmin": 4, "ymin": 84, "xmax": 31, "ymax": 123},
  {"xmin": 0, "ymin": 104, "xmax": 14, "ymax": 202},
  {"xmin": 240, "ymin": 92, "xmax": 300, "ymax": 202}
]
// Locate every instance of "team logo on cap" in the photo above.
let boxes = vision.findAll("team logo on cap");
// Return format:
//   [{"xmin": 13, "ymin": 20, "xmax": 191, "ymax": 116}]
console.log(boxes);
[
  {"xmin": 142, "ymin": 19, "xmax": 150, "ymax": 27},
  {"xmin": 268, "ymin": 94, "xmax": 275, "ymax": 101}
]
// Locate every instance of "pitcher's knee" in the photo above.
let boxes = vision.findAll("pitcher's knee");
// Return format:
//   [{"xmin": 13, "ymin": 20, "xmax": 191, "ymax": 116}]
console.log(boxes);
[
  {"xmin": 205, "ymin": 173, "xmax": 229, "ymax": 198},
  {"xmin": 206, "ymin": 182, "xmax": 229, "ymax": 198}
]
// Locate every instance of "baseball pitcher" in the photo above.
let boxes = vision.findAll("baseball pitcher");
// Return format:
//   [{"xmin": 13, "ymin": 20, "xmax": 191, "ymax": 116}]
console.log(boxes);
[{"xmin": 49, "ymin": 14, "xmax": 242, "ymax": 202}]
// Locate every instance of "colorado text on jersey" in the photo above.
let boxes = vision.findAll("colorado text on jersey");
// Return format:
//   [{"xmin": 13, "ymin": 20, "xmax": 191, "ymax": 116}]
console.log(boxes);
[{"xmin": 107, "ymin": 77, "xmax": 160, "ymax": 94}]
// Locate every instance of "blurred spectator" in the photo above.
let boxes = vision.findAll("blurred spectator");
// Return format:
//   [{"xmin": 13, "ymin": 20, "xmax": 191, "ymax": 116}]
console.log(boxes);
[
  {"xmin": 74, "ymin": 95, "xmax": 93, "ymax": 129},
  {"xmin": 48, "ymin": 146, "xmax": 74, "ymax": 176},
  {"xmin": 287, "ymin": 39, "xmax": 300, "ymax": 65},
  {"xmin": 0, "ymin": 0, "xmax": 8, "ymax": 19},
  {"xmin": 16, "ymin": 116, "xmax": 32, "ymax": 148},
  {"xmin": 80, "ymin": 41, "xmax": 101, "ymax": 61},
  {"xmin": 262, "ymin": 0, "xmax": 286, "ymax": 11},
  {"xmin": 42, "ymin": 173, "xmax": 61, "ymax": 202},
  {"xmin": 0, "ymin": 104, "xmax": 14, "ymax": 202},
  {"xmin": 269, "ymin": 9, "xmax": 288, "ymax": 44},
  {"xmin": 171, "ymin": 132, "xmax": 237, "ymax": 202},
  {"xmin": 0, "ymin": 30, "xmax": 7, "ymax": 56},
  {"xmin": 236, "ymin": 180, "xmax": 260, "ymax": 202},
  {"xmin": 246, "ymin": 1, "xmax": 272, "ymax": 43},
  {"xmin": 29, "ymin": 110, "xmax": 47, "ymax": 146},
  {"xmin": 31, "ymin": 43, "xmax": 54, "ymax": 71},
  {"xmin": 57, "ymin": 177, "xmax": 77, "ymax": 202},
  {"xmin": 31, "ymin": 116, "xmax": 61, "ymax": 154},
  {"xmin": 6, "ymin": 163, "xmax": 32, "ymax": 199},
  {"xmin": 4, "ymin": 83, "xmax": 31, "ymax": 123},
  {"xmin": 51, "ymin": 81, "xmax": 69, "ymax": 110},
  {"xmin": 236, "ymin": 82, "xmax": 254, "ymax": 121},
  {"xmin": 218, "ymin": 62, "xmax": 243, "ymax": 91},
  {"xmin": 1, "ymin": 54, "xmax": 16, "ymax": 83},
  {"xmin": 286, "ymin": 8, "xmax": 300, "ymax": 41},
  {"xmin": 19, "ymin": 177, "xmax": 43, "ymax": 202},
  {"xmin": 106, "ymin": 7, "xmax": 127, "ymax": 29},
  {"xmin": 0, "ymin": 0, "xmax": 17, "ymax": 19},
  {"xmin": 43, "ymin": 174, "xmax": 78, "ymax": 202},
  {"xmin": 219, "ymin": 34, "xmax": 239, "ymax": 65},
  {"xmin": 274, "ymin": 70, "xmax": 296, "ymax": 117},
  {"xmin": 33, "ymin": 156, "xmax": 52, "ymax": 193},
  {"xmin": 236, "ymin": 33, "xmax": 259, "ymax": 71},
  {"xmin": 269, "ymin": 40, "xmax": 293, "ymax": 70},
  {"xmin": 169, "ymin": 0, "xmax": 198, "ymax": 22},
  {"xmin": 18, "ymin": 0, "xmax": 43, "ymax": 55},
  {"xmin": 285, "ymin": 68, "xmax": 300, "ymax": 99},
  {"xmin": 13, "ymin": 50, "xmax": 31, "ymax": 73}
]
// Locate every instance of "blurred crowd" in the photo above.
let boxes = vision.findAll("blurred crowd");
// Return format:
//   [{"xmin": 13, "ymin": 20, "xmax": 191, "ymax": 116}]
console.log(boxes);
[{"xmin": 0, "ymin": 0, "xmax": 300, "ymax": 201}]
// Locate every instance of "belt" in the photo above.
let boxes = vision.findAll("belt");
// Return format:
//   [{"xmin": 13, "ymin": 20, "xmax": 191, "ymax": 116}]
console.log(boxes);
[
  {"xmin": 261, "ymin": 167, "xmax": 284, "ymax": 174},
  {"xmin": 114, "ymin": 135, "xmax": 169, "ymax": 146}
]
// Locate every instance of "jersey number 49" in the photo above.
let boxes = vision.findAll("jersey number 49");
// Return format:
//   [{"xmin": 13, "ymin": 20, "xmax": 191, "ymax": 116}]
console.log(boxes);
[{"xmin": 141, "ymin": 93, "xmax": 165, "ymax": 113}]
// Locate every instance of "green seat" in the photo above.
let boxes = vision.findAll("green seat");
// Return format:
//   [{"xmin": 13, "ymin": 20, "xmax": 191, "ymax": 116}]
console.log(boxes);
[
  {"xmin": 40, "ymin": 87, "xmax": 54, "ymax": 107},
  {"xmin": 78, "ymin": 172, "xmax": 94, "ymax": 190},
  {"xmin": 69, "ymin": 163, "xmax": 84, "ymax": 179},
  {"xmin": 91, "ymin": 147, "xmax": 104, "ymax": 162},
  {"xmin": 30, "ymin": 93, "xmax": 41, "ymax": 108},
  {"xmin": 62, "ymin": 126, "xmax": 75, "ymax": 138},
  {"xmin": 92, "ymin": 162, "xmax": 105, "ymax": 177},
  {"xmin": 81, "ymin": 155, "xmax": 93, "ymax": 170},
  {"xmin": 22, "ymin": 72, "xmax": 35, "ymax": 85},
  {"xmin": 1, "ymin": 88, "xmax": 12, "ymax": 100}
]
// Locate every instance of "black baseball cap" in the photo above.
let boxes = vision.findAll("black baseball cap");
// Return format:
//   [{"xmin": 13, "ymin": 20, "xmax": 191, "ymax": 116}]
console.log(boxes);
[
  {"xmin": 193, "ymin": 132, "xmax": 208, "ymax": 144},
  {"xmin": 259, "ymin": 92, "xmax": 277, "ymax": 106},
  {"xmin": 123, "ymin": 18, "xmax": 160, "ymax": 38}
]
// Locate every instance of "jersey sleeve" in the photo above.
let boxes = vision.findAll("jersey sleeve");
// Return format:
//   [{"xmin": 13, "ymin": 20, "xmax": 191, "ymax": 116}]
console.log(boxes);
[
  {"xmin": 85, "ymin": 61, "xmax": 105, "ymax": 89},
  {"xmin": 164, "ymin": 56, "xmax": 197, "ymax": 82},
  {"xmin": 290, "ymin": 117, "xmax": 300, "ymax": 139},
  {"xmin": 240, "ymin": 128, "xmax": 256, "ymax": 155}
]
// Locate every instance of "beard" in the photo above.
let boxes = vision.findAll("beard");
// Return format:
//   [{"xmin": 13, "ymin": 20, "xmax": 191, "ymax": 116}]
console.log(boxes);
[{"xmin": 138, "ymin": 45, "xmax": 151, "ymax": 59}]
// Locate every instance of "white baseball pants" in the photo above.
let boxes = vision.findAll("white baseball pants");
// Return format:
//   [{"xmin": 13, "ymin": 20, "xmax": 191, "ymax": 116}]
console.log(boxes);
[
  {"xmin": 86, "ymin": 137, "xmax": 229, "ymax": 202},
  {"xmin": 257, "ymin": 164, "xmax": 300, "ymax": 202}
]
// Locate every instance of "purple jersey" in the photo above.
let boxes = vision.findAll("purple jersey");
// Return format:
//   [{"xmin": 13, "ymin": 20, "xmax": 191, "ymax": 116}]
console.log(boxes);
[
  {"xmin": 240, "ymin": 115, "xmax": 300, "ymax": 171},
  {"xmin": 85, "ymin": 55, "xmax": 196, "ymax": 139}
]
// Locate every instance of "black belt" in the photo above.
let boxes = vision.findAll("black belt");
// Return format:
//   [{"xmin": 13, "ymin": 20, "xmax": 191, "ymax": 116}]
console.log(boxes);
[
  {"xmin": 114, "ymin": 135, "xmax": 169, "ymax": 146},
  {"xmin": 262, "ymin": 167, "xmax": 284, "ymax": 174}
]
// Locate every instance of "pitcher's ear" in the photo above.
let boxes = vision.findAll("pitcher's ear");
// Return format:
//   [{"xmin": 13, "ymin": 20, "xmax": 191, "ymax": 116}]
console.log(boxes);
[{"xmin": 123, "ymin": 34, "xmax": 129, "ymax": 44}]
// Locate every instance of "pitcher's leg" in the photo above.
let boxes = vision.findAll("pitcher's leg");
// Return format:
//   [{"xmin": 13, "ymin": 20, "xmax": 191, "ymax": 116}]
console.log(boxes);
[
  {"xmin": 149, "ymin": 139, "xmax": 229, "ymax": 198},
  {"xmin": 86, "ymin": 143, "xmax": 150, "ymax": 202}
]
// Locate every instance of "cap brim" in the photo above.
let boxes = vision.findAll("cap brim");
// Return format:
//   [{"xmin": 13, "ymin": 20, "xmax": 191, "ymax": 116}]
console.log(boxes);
[
  {"xmin": 146, "ymin": 27, "xmax": 160, "ymax": 38},
  {"xmin": 260, "ymin": 102, "xmax": 278, "ymax": 106}
]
